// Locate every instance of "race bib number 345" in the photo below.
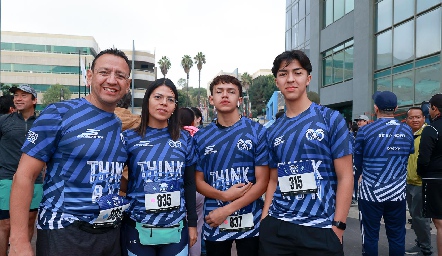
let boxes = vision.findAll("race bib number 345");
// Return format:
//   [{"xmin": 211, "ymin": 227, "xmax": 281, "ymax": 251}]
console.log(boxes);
[
  {"xmin": 278, "ymin": 173, "xmax": 317, "ymax": 196},
  {"xmin": 145, "ymin": 191, "xmax": 180, "ymax": 212}
]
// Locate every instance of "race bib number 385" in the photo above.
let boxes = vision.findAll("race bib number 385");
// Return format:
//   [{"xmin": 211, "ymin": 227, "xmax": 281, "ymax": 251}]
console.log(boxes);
[
  {"xmin": 278, "ymin": 172, "xmax": 317, "ymax": 196},
  {"xmin": 145, "ymin": 191, "xmax": 180, "ymax": 212}
]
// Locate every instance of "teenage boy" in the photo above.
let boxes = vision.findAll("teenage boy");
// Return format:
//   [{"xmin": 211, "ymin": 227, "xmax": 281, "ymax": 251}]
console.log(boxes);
[
  {"xmin": 260, "ymin": 50, "xmax": 354, "ymax": 256},
  {"xmin": 194, "ymin": 74, "xmax": 269, "ymax": 256}
]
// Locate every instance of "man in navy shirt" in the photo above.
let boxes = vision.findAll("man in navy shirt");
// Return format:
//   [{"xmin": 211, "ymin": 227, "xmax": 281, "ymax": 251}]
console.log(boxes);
[{"xmin": 355, "ymin": 91, "xmax": 414, "ymax": 256}]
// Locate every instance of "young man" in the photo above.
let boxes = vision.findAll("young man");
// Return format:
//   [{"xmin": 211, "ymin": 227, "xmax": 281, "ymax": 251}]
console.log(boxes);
[
  {"xmin": 417, "ymin": 93, "xmax": 442, "ymax": 256},
  {"xmin": 405, "ymin": 107, "xmax": 432, "ymax": 255},
  {"xmin": 194, "ymin": 75, "xmax": 269, "ymax": 256},
  {"xmin": 355, "ymin": 91, "xmax": 414, "ymax": 256},
  {"xmin": 354, "ymin": 114, "xmax": 370, "ymax": 128},
  {"xmin": 0, "ymin": 85, "xmax": 41, "ymax": 256},
  {"xmin": 9, "ymin": 48, "xmax": 131, "ymax": 256},
  {"xmin": 260, "ymin": 50, "xmax": 354, "ymax": 256}
]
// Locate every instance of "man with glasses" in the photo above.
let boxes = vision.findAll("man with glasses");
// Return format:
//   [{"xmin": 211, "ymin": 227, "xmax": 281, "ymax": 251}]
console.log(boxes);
[
  {"xmin": 9, "ymin": 48, "xmax": 131, "ymax": 256},
  {"xmin": 405, "ymin": 107, "xmax": 432, "ymax": 255}
]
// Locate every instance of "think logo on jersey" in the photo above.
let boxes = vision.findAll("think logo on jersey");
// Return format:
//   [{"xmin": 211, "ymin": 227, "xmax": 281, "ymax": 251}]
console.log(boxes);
[
  {"xmin": 385, "ymin": 120, "xmax": 399, "ymax": 126},
  {"xmin": 77, "ymin": 129, "xmax": 104, "ymax": 139},
  {"xmin": 305, "ymin": 129, "xmax": 325, "ymax": 141},
  {"xmin": 274, "ymin": 136, "xmax": 285, "ymax": 147},
  {"xmin": 135, "ymin": 141, "xmax": 153, "ymax": 147},
  {"xmin": 168, "ymin": 140, "xmax": 182, "ymax": 148},
  {"xmin": 237, "ymin": 139, "xmax": 252, "ymax": 150},
  {"xmin": 27, "ymin": 130, "xmax": 38, "ymax": 144},
  {"xmin": 204, "ymin": 145, "xmax": 217, "ymax": 155}
]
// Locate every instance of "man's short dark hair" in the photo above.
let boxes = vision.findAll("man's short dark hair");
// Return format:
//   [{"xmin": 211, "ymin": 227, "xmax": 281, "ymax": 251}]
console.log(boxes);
[
  {"xmin": 116, "ymin": 92, "xmax": 132, "ymax": 109},
  {"xmin": 407, "ymin": 106, "xmax": 423, "ymax": 116},
  {"xmin": 272, "ymin": 50, "xmax": 312, "ymax": 77},
  {"xmin": 91, "ymin": 48, "xmax": 131, "ymax": 73},
  {"xmin": 209, "ymin": 75, "xmax": 243, "ymax": 97},
  {"xmin": 0, "ymin": 95, "xmax": 14, "ymax": 114}
]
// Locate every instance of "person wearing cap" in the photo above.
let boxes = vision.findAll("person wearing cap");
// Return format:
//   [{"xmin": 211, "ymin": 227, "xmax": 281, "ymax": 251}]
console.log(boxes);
[
  {"xmin": 404, "ymin": 106, "xmax": 432, "ymax": 255},
  {"xmin": 417, "ymin": 93, "xmax": 442, "ymax": 256},
  {"xmin": 0, "ymin": 85, "xmax": 42, "ymax": 256},
  {"xmin": 354, "ymin": 91, "xmax": 414, "ymax": 255},
  {"xmin": 355, "ymin": 114, "xmax": 370, "ymax": 128},
  {"xmin": 9, "ymin": 48, "xmax": 131, "ymax": 256}
]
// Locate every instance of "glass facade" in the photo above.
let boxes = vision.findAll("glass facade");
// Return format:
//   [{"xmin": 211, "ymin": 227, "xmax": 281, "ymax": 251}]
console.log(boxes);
[
  {"xmin": 322, "ymin": 40, "xmax": 354, "ymax": 87},
  {"xmin": 1, "ymin": 42, "xmax": 95, "ymax": 55},
  {"xmin": 1, "ymin": 63, "xmax": 79, "ymax": 75},
  {"xmin": 286, "ymin": 0, "xmax": 311, "ymax": 54},
  {"xmin": 375, "ymin": 0, "xmax": 441, "ymax": 107},
  {"xmin": 324, "ymin": 0, "xmax": 355, "ymax": 27}
]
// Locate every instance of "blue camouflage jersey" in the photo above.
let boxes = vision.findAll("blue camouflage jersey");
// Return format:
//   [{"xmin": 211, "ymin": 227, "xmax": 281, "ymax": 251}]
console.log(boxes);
[
  {"xmin": 354, "ymin": 118, "xmax": 414, "ymax": 202},
  {"xmin": 267, "ymin": 103, "xmax": 353, "ymax": 228},
  {"xmin": 194, "ymin": 117, "xmax": 268, "ymax": 241},
  {"xmin": 124, "ymin": 127, "xmax": 196, "ymax": 227},
  {"xmin": 21, "ymin": 98, "xmax": 128, "ymax": 230}
]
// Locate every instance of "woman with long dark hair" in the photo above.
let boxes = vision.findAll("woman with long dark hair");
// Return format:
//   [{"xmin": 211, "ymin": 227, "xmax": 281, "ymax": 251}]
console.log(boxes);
[{"xmin": 121, "ymin": 78, "xmax": 197, "ymax": 256}]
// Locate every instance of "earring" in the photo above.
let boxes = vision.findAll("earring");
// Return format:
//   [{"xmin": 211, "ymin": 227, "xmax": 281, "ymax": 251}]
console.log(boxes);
[{"xmin": 237, "ymin": 102, "xmax": 240, "ymax": 108}]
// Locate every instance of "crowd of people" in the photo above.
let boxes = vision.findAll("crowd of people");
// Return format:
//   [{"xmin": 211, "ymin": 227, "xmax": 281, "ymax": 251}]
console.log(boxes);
[{"xmin": 0, "ymin": 48, "xmax": 441, "ymax": 256}]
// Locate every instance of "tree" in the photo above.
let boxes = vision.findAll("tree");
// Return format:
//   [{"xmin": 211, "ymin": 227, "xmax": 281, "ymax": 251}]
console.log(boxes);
[
  {"xmin": 157, "ymin": 56, "xmax": 171, "ymax": 78},
  {"xmin": 240, "ymin": 72, "xmax": 252, "ymax": 93},
  {"xmin": 1, "ymin": 84, "xmax": 13, "ymax": 96},
  {"xmin": 248, "ymin": 75, "xmax": 277, "ymax": 116},
  {"xmin": 194, "ymin": 52, "xmax": 206, "ymax": 107},
  {"xmin": 42, "ymin": 84, "xmax": 72, "ymax": 107},
  {"xmin": 177, "ymin": 78, "xmax": 187, "ymax": 90},
  {"xmin": 181, "ymin": 55, "xmax": 193, "ymax": 106}
]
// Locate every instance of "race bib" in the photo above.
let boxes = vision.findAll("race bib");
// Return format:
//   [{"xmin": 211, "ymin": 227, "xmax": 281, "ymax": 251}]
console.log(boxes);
[
  {"xmin": 93, "ymin": 194, "xmax": 130, "ymax": 226},
  {"xmin": 145, "ymin": 191, "xmax": 181, "ymax": 212},
  {"xmin": 278, "ymin": 173, "xmax": 317, "ymax": 196},
  {"xmin": 219, "ymin": 213, "xmax": 254, "ymax": 232}
]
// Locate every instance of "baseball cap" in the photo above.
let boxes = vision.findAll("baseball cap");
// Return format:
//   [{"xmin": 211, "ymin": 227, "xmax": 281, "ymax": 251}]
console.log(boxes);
[
  {"xmin": 429, "ymin": 93, "xmax": 442, "ymax": 109},
  {"xmin": 372, "ymin": 91, "xmax": 397, "ymax": 111},
  {"xmin": 354, "ymin": 114, "xmax": 369, "ymax": 121},
  {"xmin": 9, "ymin": 84, "xmax": 37, "ymax": 98}
]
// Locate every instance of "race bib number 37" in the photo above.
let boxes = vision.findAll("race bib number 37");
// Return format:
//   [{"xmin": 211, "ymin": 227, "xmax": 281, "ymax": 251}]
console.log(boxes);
[
  {"xmin": 278, "ymin": 172, "xmax": 317, "ymax": 196},
  {"xmin": 145, "ymin": 191, "xmax": 180, "ymax": 212}
]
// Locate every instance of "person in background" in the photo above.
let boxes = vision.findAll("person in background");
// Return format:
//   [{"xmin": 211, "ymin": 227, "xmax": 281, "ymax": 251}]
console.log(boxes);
[
  {"xmin": 0, "ymin": 95, "xmax": 15, "ymax": 117},
  {"xmin": 0, "ymin": 85, "xmax": 42, "ymax": 256},
  {"xmin": 417, "ymin": 94, "xmax": 442, "ymax": 256},
  {"xmin": 190, "ymin": 107, "xmax": 204, "ymax": 129},
  {"xmin": 121, "ymin": 78, "xmax": 197, "ymax": 256},
  {"xmin": 405, "ymin": 106, "xmax": 432, "ymax": 256},
  {"xmin": 355, "ymin": 91, "xmax": 414, "ymax": 256},
  {"xmin": 9, "ymin": 48, "xmax": 131, "ymax": 256},
  {"xmin": 351, "ymin": 114, "xmax": 370, "ymax": 206},
  {"xmin": 354, "ymin": 114, "xmax": 370, "ymax": 128}
]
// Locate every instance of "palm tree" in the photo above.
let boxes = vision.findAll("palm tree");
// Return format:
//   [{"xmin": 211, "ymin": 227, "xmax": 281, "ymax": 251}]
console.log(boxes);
[
  {"xmin": 194, "ymin": 52, "xmax": 206, "ymax": 107},
  {"xmin": 181, "ymin": 55, "xmax": 193, "ymax": 106},
  {"xmin": 241, "ymin": 72, "xmax": 253, "ymax": 117},
  {"xmin": 158, "ymin": 56, "xmax": 171, "ymax": 78}
]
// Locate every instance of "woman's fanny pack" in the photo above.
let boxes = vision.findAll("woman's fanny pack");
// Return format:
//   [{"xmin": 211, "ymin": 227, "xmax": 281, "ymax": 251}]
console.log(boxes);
[{"xmin": 126, "ymin": 218, "xmax": 183, "ymax": 245}]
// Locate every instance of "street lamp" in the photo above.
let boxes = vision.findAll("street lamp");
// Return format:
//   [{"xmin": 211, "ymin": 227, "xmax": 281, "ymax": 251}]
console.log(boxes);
[{"xmin": 60, "ymin": 88, "xmax": 64, "ymax": 101}]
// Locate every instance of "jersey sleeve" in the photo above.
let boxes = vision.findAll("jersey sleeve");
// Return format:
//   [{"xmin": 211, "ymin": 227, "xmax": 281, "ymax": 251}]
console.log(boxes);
[
  {"xmin": 185, "ymin": 132, "xmax": 197, "ymax": 167},
  {"xmin": 21, "ymin": 104, "xmax": 63, "ymax": 162},
  {"xmin": 328, "ymin": 110, "xmax": 353, "ymax": 159},
  {"xmin": 255, "ymin": 125, "xmax": 269, "ymax": 167}
]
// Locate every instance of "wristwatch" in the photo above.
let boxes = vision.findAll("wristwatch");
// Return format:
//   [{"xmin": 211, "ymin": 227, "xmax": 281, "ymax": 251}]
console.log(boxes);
[{"xmin": 332, "ymin": 220, "xmax": 346, "ymax": 230}]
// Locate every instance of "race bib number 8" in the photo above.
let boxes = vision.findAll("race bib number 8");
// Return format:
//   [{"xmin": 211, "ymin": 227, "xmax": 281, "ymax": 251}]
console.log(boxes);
[
  {"xmin": 145, "ymin": 191, "xmax": 180, "ymax": 212},
  {"xmin": 219, "ymin": 213, "xmax": 254, "ymax": 232},
  {"xmin": 278, "ymin": 173, "xmax": 317, "ymax": 196}
]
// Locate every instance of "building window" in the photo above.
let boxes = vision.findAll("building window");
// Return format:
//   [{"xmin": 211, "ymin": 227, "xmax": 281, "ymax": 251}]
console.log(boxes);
[
  {"xmin": 324, "ymin": 0, "xmax": 354, "ymax": 27},
  {"xmin": 1, "ymin": 63, "xmax": 79, "ymax": 75},
  {"xmin": 322, "ymin": 40, "xmax": 354, "ymax": 87},
  {"xmin": 286, "ymin": 0, "xmax": 311, "ymax": 51},
  {"xmin": 1, "ymin": 42, "xmax": 94, "ymax": 55}
]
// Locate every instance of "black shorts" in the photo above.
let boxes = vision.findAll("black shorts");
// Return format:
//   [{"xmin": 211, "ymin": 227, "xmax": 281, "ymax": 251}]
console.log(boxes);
[
  {"xmin": 36, "ymin": 222, "xmax": 121, "ymax": 256},
  {"xmin": 423, "ymin": 179, "xmax": 442, "ymax": 219},
  {"xmin": 259, "ymin": 216, "xmax": 343, "ymax": 256}
]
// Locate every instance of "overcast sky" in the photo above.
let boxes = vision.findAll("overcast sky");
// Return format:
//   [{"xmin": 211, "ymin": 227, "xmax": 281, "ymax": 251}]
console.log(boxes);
[{"xmin": 1, "ymin": 0, "xmax": 285, "ymax": 89}]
